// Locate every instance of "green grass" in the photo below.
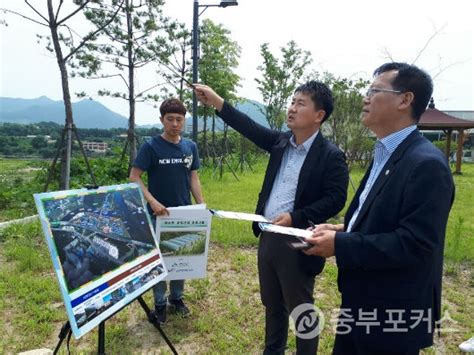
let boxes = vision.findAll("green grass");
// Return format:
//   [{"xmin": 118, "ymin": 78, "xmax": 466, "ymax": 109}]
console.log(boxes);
[
  {"xmin": 0, "ymin": 223, "xmax": 64, "ymax": 353},
  {"xmin": 445, "ymin": 166, "xmax": 474, "ymax": 261},
  {"xmin": 0, "ymin": 158, "xmax": 472, "ymax": 353},
  {"xmin": 200, "ymin": 159, "xmax": 265, "ymax": 247},
  {"xmin": 0, "ymin": 158, "xmax": 42, "ymax": 221}
]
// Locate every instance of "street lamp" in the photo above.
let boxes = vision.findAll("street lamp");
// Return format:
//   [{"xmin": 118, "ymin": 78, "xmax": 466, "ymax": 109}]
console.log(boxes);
[{"xmin": 192, "ymin": 0, "xmax": 238, "ymax": 143}]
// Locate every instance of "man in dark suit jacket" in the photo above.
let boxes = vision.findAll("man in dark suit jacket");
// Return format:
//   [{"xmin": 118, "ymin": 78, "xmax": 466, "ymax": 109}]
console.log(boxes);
[
  {"xmin": 195, "ymin": 82, "xmax": 349, "ymax": 354},
  {"xmin": 305, "ymin": 62, "xmax": 455, "ymax": 355}
]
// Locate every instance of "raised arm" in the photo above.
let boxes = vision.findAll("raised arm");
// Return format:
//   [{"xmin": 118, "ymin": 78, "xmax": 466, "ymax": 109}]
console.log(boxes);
[
  {"xmin": 194, "ymin": 84, "xmax": 225, "ymax": 111},
  {"xmin": 194, "ymin": 84, "xmax": 281, "ymax": 152}
]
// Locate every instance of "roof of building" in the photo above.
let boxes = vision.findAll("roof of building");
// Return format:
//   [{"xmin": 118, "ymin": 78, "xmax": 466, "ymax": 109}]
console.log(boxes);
[
  {"xmin": 443, "ymin": 110, "xmax": 474, "ymax": 121},
  {"xmin": 418, "ymin": 99, "xmax": 474, "ymax": 130}
]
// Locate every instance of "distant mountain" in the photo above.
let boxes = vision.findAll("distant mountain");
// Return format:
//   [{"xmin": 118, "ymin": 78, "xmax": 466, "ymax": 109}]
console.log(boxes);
[
  {"xmin": 138, "ymin": 123, "xmax": 163, "ymax": 129},
  {"xmin": 0, "ymin": 96, "xmax": 128, "ymax": 128},
  {"xmin": 184, "ymin": 99, "xmax": 268, "ymax": 133},
  {"xmin": 0, "ymin": 96, "xmax": 269, "ymax": 130},
  {"xmin": 236, "ymin": 99, "xmax": 268, "ymax": 127}
]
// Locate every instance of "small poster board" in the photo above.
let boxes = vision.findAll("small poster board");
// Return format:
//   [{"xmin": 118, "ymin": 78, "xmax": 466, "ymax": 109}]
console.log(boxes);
[
  {"xmin": 156, "ymin": 205, "xmax": 212, "ymax": 280},
  {"xmin": 34, "ymin": 183, "xmax": 167, "ymax": 339}
]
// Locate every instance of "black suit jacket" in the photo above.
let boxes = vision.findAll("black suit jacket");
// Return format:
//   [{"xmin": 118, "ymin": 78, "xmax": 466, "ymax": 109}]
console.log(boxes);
[
  {"xmin": 218, "ymin": 102, "xmax": 349, "ymax": 276},
  {"xmin": 335, "ymin": 130, "xmax": 455, "ymax": 351}
]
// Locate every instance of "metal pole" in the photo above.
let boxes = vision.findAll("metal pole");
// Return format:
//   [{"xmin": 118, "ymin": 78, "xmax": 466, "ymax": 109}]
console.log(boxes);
[
  {"xmin": 455, "ymin": 129, "xmax": 464, "ymax": 174},
  {"xmin": 98, "ymin": 321, "xmax": 105, "ymax": 354},
  {"xmin": 192, "ymin": 0, "xmax": 199, "ymax": 143}
]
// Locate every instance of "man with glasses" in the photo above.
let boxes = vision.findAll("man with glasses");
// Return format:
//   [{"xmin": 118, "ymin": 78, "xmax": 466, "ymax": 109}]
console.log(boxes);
[{"xmin": 305, "ymin": 62, "xmax": 455, "ymax": 355}]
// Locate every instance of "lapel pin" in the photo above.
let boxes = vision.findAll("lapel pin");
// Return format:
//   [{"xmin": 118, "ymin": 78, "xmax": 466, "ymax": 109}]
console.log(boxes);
[{"xmin": 385, "ymin": 169, "xmax": 390, "ymax": 175}]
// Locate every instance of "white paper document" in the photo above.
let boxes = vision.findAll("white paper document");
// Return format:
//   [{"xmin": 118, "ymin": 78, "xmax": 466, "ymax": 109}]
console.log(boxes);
[
  {"xmin": 258, "ymin": 222, "xmax": 313, "ymax": 239},
  {"xmin": 156, "ymin": 205, "xmax": 212, "ymax": 280},
  {"xmin": 169, "ymin": 203, "xmax": 207, "ymax": 210},
  {"xmin": 210, "ymin": 209, "xmax": 270, "ymax": 223}
]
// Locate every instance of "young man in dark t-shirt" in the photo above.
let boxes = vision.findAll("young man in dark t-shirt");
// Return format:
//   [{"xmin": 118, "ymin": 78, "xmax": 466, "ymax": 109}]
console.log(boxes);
[{"xmin": 130, "ymin": 98, "xmax": 204, "ymax": 324}]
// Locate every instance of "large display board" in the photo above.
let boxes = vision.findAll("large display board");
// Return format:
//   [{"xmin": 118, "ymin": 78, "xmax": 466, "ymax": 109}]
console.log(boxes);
[{"xmin": 34, "ymin": 183, "xmax": 167, "ymax": 339}]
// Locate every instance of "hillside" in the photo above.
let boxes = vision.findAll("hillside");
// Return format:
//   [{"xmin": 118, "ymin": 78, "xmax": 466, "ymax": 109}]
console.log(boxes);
[
  {"xmin": 0, "ymin": 96, "xmax": 128, "ymax": 129},
  {"xmin": 184, "ymin": 99, "xmax": 269, "ymax": 132},
  {"xmin": 0, "ymin": 96, "xmax": 269, "ymax": 131}
]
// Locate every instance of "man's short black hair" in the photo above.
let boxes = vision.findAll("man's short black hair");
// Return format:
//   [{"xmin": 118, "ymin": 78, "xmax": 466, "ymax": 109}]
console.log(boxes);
[
  {"xmin": 160, "ymin": 98, "xmax": 187, "ymax": 117},
  {"xmin": 294, "ymin": 81, "xmax": 334, "ymax": 123},
  {"xmin": 374, "ymin": 62, "xmax": 433, "ymax": 122}
]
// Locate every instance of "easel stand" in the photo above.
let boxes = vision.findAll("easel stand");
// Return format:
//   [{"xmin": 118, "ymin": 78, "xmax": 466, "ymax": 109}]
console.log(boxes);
[
  {"xmin": 53, "ymin": 321, "xmax": 72, "ymax": 354},
  {"xmin": 136, "ymin": 296, "xmax": 178, "ymax": 354},
  {"xmin": 53, "ymin": 296, "xmax": 177, "ymax": 354}
]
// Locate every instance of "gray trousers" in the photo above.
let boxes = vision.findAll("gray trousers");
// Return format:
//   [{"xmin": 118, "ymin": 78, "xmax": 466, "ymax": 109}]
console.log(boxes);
[{"xmin": 258, "ymin": 231, "xmax": 319, "ymax": 354}]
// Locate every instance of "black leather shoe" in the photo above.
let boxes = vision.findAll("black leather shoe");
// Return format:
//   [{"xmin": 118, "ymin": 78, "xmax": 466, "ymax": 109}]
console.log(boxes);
[
  {"xmin": 154, "ymin": 304, "xmax": 167, "ymax": 324},
  {"xmin": 168, "ymin": 298, "xmax": 190, "ymax": 317}
]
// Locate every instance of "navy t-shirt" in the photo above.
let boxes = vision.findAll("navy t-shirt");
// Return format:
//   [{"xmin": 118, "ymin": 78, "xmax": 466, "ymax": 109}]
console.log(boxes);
[{"xmin": 132, "ymin": 136, "xmax": 200, "ymax": 209}]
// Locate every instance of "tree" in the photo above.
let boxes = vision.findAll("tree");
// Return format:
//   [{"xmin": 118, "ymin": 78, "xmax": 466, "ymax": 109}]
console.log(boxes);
[
  {"xmin": 31, "ymin": 136, "xmax": 48, "ymax": 149},
  {"xmin": 156, "ymin": 22, "xmax": 193, "ymax": 106},
  {"xmin": 1, "ymin": 0, "xmax": 123, "ymax": 189},
  {"xmin": 255, "ymin": 41, "xmax": 312, "ymax": 131},
  {"xmin": 80, "ymin": 0, "xmax": 176, "ymax": 167},
  {"xmin": 307, "ymin": 71, "xmax": 373, "ymax": 169},
  {"xmin": 198, "ymin": 19, "xmax": 241, "ymax": 169}
]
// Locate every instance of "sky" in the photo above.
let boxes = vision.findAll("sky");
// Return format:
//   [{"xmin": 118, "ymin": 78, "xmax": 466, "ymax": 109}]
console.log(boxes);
[{"xmin": 1, "ymin": 0, "xmax": 473, "ymax": 125}]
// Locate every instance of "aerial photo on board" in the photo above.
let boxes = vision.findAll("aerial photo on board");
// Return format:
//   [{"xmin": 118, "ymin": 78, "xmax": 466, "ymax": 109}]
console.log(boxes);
[
  {"xmin": 159, "ymin": 231, "xmax": 207, "ymax": 257},
  {"xmin": 41, "ymin": 187, "xmax": 157, "ymax": 291}
]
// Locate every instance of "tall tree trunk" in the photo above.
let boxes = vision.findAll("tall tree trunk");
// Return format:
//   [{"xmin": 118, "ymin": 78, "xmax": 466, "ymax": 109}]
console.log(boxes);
[
  {"xmin": 126, "ymin": 0, "xmax": 136, "ymax": 169},
  {"xmin": 202, "ymin": 117, "xmax": 207, "ymax": 164},
  {"xmin": 48, "ymin": 0, "xmax": 73, "ymax": 190},
  {"xmin": 179, "ymin": 44, "xmax": 186, "ymax": 133},
  {"xmin": 179, "ymin": 44, "xmax": 186, "ymax": 102},
  {"xmin": 211, "ymin": 114, "xmax": 216, "ymax": 167},
  {"xmin": 240, "ymin": 134, "xmax": 245, "ymax": 173},
  {"xmin": 220, "ymin": 123, "xmax": 228, "ymax": 178}
]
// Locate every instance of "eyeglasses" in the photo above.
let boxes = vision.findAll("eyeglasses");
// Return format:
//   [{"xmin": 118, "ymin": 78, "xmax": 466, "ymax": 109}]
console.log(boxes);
[{"xmin": 365, "ymin": 88, "xmax": 403, "ymax": 97}]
